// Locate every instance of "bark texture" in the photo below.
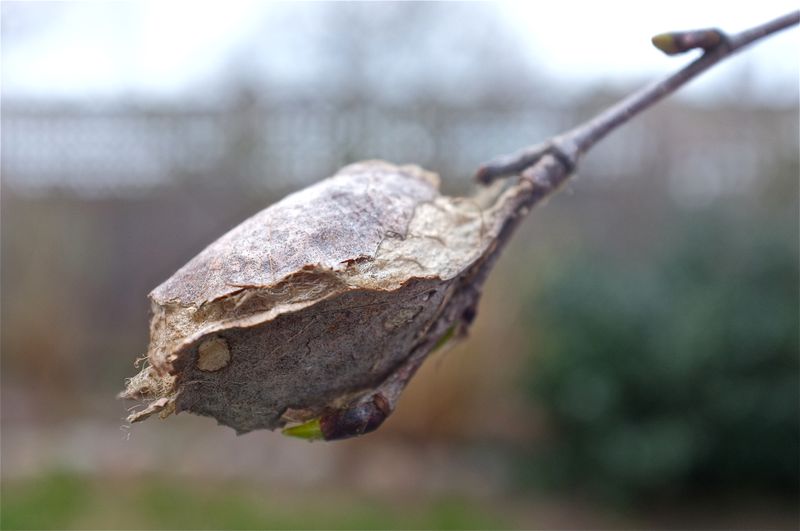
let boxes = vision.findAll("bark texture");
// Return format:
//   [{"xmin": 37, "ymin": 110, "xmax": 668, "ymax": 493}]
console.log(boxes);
[{"xmin": 122, "ymin": 160, "xmax": 521, "ymax": 436}]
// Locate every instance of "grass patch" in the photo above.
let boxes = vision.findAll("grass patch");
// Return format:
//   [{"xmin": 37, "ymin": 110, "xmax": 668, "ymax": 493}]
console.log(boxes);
[{"xmin": 1, "ymin": 471, "xmax": 509, "ymax": 530}]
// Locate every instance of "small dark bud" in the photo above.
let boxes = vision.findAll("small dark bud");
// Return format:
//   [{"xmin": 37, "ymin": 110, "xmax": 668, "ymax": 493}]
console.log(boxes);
[{"xmin": 320, "ymin": 394, "xmax": 391, "ymax": 441}]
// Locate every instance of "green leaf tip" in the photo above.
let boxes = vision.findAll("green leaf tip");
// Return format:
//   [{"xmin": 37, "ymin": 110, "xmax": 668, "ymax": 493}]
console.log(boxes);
[
  {"xmin": 282, "ymin": 418, "xmax": 324, "ymax": 440},
  {"xmin": 651, "ymin": 33, "xmax": 679, "ymax": 55},
  {"xmin": 432, "ymin": 325, "xmax": 457, "ymax": 352}
]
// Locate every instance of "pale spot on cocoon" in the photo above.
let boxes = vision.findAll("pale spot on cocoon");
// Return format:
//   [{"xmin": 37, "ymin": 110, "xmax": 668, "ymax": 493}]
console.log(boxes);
[{"xmin": 197, "ymin": 336, "xmax": 231, "ymax": 372}]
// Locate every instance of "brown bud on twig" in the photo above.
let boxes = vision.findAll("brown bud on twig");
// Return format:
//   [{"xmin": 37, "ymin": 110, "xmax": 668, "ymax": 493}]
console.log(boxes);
[{"xmin": 651, "ymin": 28, "xmax": 729, "ymax": 55}]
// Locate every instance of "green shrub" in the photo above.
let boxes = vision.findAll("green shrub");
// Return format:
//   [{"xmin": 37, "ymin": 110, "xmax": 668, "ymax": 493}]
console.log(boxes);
[{"xmin": 520, "ymin": 210, "xmax": 799, "ymax": 502}]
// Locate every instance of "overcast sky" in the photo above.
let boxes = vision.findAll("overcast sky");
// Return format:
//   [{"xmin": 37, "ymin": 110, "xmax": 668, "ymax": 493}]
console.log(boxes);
[{"xmin": 2, "ymin": 1, "xmax": 798, "ymax": 105}]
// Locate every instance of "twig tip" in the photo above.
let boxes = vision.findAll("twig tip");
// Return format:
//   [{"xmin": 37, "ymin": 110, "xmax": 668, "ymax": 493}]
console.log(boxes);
[{"xmin": 651, "ymin": 33, "xmax": 680, "ymax": 55}]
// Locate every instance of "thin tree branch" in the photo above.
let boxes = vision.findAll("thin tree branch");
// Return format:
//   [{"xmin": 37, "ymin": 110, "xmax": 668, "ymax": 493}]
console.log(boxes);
[{"xmin": 475, "ymin": 10, "xmax": 800, "ymax": 184}]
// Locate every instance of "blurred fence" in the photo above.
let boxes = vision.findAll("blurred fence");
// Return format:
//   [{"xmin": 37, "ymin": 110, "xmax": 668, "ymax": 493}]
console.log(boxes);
[
  {"xmin": 2, "ymin": 98, "xmax": 564, "ymax": 196},
  {"xmin": 4, "ymin": 94, "xmax": 796, "ymax": 198}
]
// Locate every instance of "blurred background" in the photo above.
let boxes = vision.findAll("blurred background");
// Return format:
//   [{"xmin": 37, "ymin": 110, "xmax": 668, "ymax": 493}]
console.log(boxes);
[{"xmin": 2, "ymin": 1, "xmax": 798, "ymax": 529}]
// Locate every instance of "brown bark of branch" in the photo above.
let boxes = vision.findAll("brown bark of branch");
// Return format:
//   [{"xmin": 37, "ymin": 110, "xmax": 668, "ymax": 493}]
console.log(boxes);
[{"xmin": 475, "ymin": 10, "xmax": 800, "ymax": 184}]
